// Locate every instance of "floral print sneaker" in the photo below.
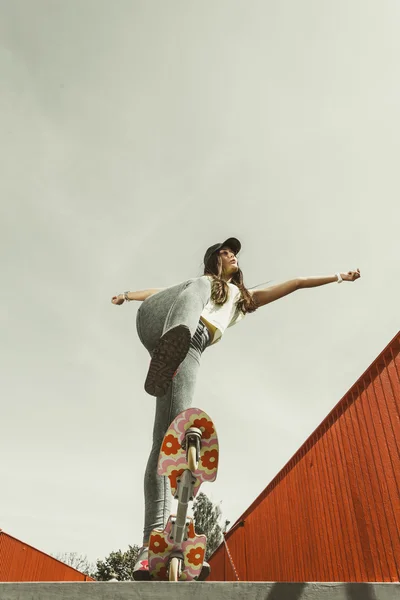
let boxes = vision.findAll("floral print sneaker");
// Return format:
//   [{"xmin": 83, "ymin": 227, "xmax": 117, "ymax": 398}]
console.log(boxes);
[{"xmin": 132, "ymin": 546, "xmax": 150, "ymax": 581}]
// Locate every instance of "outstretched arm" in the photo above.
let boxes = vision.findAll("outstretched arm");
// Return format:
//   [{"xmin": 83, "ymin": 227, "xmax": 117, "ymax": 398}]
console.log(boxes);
[
  {"xmin": 111, "ymin": 288, "xmax": 164, "ymax": 305},
  {"xmin": 251, "ymin": 269, "xmax": 360, "ymax": 308}
]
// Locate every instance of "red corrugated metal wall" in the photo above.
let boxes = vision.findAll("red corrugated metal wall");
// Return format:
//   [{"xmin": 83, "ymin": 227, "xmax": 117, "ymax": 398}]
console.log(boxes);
[
  {"xmin": 209, "ymin": 331, "xmax": 400, "ymax": 582},
  {"xmin": 0, "ymin": 531, "xmax": 94, "ymax": 581}
]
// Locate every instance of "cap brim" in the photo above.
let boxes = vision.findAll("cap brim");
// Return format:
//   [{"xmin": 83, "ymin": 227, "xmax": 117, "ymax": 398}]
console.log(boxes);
[
  {"xmin": 220, "ymin": 237, "xmax": 241, "ymax": 255},
  {"xmin": 203, "ymin": 237, "xmax": 242, "ymax": 266}
]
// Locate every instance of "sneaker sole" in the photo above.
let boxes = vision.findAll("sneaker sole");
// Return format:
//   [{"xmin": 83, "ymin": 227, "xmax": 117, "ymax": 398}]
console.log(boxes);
[
  {"xmin": 144, "ymin": 325, "xmax": 191, "ymax": 397},
  {"xmin": 197, "ymin": 562, "xmax": 211, "ymax": 581},
  {"xmin": 132, "ymin": 569, "xmax": 151, "ymax": 581}
]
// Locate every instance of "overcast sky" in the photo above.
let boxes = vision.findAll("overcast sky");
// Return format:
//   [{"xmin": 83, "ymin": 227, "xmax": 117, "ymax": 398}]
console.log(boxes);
[{"xmin": 1, "ymin": 1, "xmax": 399, "ymax": 566}]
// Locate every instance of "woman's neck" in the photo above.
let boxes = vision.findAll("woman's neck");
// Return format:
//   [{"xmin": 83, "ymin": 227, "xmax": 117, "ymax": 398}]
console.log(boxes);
[{"xmin": 221, "ymin": 273, "xmax": 233, "ymax": 283}]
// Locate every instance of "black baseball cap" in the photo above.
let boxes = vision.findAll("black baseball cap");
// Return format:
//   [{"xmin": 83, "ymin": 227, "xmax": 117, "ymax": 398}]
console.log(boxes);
[{"xmin": 203, "ymin": 237, "xmax": 241, "ymax": 266}]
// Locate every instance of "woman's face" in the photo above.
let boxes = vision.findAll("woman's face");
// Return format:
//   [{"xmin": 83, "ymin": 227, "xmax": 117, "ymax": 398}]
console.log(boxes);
[{"xmin": 219, "ymin": 247, "xmax": 238, "ymax": 276}]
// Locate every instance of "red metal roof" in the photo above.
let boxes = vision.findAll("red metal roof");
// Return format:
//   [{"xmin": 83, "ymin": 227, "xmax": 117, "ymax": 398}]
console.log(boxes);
[
  {"xmin": 209, "ymin": 330, "xmax": 400, "ymax": 582},
  {"xmin": 0, "ymin": 530, "xmax": 94, "ymax": 581}
]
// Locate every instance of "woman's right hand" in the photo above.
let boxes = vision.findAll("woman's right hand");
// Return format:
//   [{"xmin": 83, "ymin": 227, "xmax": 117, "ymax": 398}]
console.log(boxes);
[{"xmin": 111, "ymin": 294, "xmax": 125, "ymax": 305}]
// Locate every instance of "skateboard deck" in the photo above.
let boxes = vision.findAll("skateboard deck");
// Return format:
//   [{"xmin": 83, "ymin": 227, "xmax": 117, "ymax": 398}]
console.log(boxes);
[
  {"xmin": 158, "ymin": 407, "xmax": 219, "ymax": 496},
  {"xmin": 148, "ymin": 518, "xmax": 206, "ymax": 580},
  {"xmin": 148, "ymin": 407, "xmax": 219, "ymax": 581}
]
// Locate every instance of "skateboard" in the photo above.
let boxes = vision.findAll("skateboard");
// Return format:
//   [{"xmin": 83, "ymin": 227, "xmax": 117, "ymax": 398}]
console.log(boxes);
[{"xmin": 148, "ymin": 407, "xmax": 219, "ymax": 581}]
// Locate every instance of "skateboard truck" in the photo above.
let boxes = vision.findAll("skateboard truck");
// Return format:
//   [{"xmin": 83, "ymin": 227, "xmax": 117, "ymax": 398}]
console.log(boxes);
[
  {"xmin": 170, "ymin": 428, "xmax": 202, "ymax": 557},
  {"xmin": 169, "ymin": 515, "xmax": 190, "ymax": 543},
  {"xmin": 173, "ymin": 470, "xmax": 196, "ymax": 543}
]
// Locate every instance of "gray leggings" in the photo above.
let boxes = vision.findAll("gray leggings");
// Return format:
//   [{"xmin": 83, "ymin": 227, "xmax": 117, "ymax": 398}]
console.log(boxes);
[{"xmin": 135, "ymin": 276, "xmax": 212, "ymax": 543}]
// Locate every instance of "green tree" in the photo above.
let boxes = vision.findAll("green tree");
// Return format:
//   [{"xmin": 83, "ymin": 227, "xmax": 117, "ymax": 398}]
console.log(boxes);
[
  {"xmin": 193, "ymin": 492, "xmax": 224, "ymax": 560},
  {"xmin": 94, "ymin": 545, "xmax": 140, "ymax": 581}
]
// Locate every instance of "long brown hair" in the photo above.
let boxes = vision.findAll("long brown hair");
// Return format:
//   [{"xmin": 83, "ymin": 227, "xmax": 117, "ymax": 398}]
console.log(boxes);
[{"xmin": 203, "ymin": 250, "xmax": 258, "ymax": 314}]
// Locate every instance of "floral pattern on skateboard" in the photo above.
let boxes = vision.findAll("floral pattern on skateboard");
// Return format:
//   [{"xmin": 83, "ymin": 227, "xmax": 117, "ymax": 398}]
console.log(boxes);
[
  {"xmin": 148, "ymin": 517, "xmax": 206, "ymax": 581},
  {"xmin": 158, "ymin": 407, "xmax": 219, "ymax": 497}
]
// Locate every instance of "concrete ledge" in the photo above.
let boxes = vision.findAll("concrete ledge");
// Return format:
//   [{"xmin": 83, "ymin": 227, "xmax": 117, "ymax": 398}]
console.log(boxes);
[{"xmin": 0, "ymin": 582, "xmax": 399, "ymax": 600}]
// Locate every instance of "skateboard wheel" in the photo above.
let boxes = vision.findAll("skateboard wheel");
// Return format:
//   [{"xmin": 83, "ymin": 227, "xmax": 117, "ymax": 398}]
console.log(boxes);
[
  {"xmin": 169, "ymin": 556, "xmax": 181, "ymax": 581},
  {"xmin": 187, "ymin": 444, "xmax": 198, "ymax": 472}
]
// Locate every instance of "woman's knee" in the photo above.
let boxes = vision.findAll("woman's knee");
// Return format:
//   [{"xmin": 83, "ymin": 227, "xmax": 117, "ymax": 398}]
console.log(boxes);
[
  {"xmin": 185, "ymin": 276, "xmax": 211, "ymax": 305},
  {"xmin": 192, "ymin": 275, "xmax": 211, "ymax": 293},
  {"xmin": 136, "ymin": 283, "xmax": 188, "ymax": 350}
]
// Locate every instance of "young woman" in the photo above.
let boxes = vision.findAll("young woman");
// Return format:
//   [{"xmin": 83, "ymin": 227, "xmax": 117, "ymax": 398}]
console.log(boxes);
[{"xmin": 111, "ymin": 237, "xmax": 361, "ymax": 580}]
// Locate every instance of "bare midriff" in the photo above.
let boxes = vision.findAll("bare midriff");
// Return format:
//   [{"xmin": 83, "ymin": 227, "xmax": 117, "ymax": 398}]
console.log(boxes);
[{"xmin": 200, "ymin": 316, "xmax": 217, "ymax": 343}]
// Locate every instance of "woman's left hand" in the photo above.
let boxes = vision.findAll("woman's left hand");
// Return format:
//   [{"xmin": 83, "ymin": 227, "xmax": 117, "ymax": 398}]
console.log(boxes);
[{"xmin": 341, "ymin": 269, "xmax": 361, "ymax": 282}]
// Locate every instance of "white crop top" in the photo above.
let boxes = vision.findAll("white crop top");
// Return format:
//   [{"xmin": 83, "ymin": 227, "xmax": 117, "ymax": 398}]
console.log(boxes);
[{"xmin": 200, "ymin": 277, "xmax": 245, "ymax": 344}]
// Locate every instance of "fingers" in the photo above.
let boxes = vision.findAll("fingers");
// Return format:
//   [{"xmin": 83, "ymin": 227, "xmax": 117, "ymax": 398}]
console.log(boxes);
[{"xmin": 348, "ymin": 269, "xmax": 361, "ymax": 281}]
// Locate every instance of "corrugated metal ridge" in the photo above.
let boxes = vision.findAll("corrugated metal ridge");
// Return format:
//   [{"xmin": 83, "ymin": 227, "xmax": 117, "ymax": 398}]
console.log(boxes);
[
  {"xmin": 0, "ymin": 530, "xmax": 92, "ymax": 578},
  {"xmin": 225, "ymin": 330, "xmax": 400, "ymax": 538}
]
